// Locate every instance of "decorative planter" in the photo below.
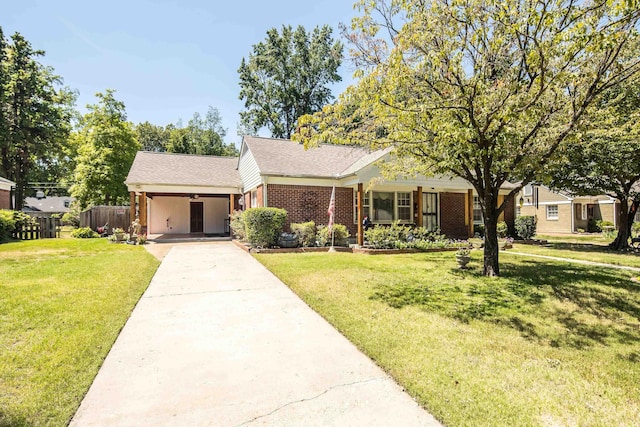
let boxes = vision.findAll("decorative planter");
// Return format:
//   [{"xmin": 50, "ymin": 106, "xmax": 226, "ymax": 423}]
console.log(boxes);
[
  {"xmin": 114, "ymin": 233, "xmax": 125, "ymax": 242},
  {"xmin": 278, "ymin": 233, "xmax": 299, "ymax": 248},
  {"xmin": 456, "ymin": 255, "xmax": 471, "ymax": 269}
]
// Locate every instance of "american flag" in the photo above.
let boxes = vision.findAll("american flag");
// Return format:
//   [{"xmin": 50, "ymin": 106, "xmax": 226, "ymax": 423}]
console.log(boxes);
[{"xmin": 327, "ymin": 186, "xmax": 335, "ymax": 234}]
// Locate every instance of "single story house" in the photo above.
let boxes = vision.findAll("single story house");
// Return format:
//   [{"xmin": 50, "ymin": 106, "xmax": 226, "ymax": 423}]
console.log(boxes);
[
  {"xmin": 517, "ymin": 184, "xmax": 619, "ymax": 233},
  {"xmin": 0, "ymin": 176, "xmax": 14, "ymax": 210},
  {"xmin": 23, "ymin": 196, "xmax": 75, "ymax": 217},
  {"xmin": 126, "ymin": 136, "xmax": 516, "ymax": 244}
]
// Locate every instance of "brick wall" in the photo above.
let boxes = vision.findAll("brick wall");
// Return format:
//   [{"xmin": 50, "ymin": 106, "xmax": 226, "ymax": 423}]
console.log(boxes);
[
  {"xmin": 440, "ymin": 192, "xmax": 469, "ymax": 239},
  {"xmin": 267, "ymin": 184, "xmax": 356, "ymax": 235},
  {"xmin": 0, "ymin": 189, "xmax": 10, "ymax": 210}
]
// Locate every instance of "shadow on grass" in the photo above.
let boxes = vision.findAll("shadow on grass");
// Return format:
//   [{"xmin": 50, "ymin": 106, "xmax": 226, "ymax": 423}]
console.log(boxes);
[{"xmin": 370, "ymin": 258, "xmax": 640, "ymax": 350}]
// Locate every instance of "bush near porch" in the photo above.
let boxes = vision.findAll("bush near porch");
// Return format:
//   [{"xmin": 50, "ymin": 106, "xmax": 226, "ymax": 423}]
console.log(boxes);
[{"xmin": 243, "ymin": 207, "xmax": 287, "ymax": 248}]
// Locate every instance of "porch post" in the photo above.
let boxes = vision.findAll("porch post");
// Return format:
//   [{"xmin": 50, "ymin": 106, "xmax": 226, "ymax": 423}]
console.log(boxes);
[
  {"xmin": 416, "ymin": 186, "xmax": 423, "ymax": 227},
  {"xmin": 230, "ymin": 194, "xmax": 235, "ymax": 214},
  {"xmin": 129, "ymin": 192, "xmax": 136, "ymax": 220},
  {"xmin": 357, "ymin": 183, "xmax": 364, "ymax": 246},
  {"xmin": 467, "ymin": 189, "xmax": 474, "ymax": 238},
  {"xmin": 139, "ymin": 193, "xmax": 148, "ymax": 229}
]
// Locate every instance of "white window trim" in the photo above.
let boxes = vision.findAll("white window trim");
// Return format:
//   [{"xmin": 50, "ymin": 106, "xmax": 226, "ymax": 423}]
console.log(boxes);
[
  {"xmin": 523, "ymin": 184, "xmax": 533, "ymax": 196},
  {"xmin": 581, "ymin": 204, "xmax": 587, "ymax": 220},
  {"xmin": 546, "ymin": 205, "xmax": 559, "ymax": 220}
]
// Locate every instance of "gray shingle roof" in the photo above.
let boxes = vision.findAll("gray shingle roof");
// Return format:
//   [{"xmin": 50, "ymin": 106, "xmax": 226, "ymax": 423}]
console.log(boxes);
[
  {"xmin": 23, "ymin": 196, "xmax": 74, "ymax": 213},
  {"xmin": 243, "ymin": 136, "xmax": 374, "ymax": 178},
  {"xmin": 126, "ymin": 152, "xmax": 242, "ymax": 187}
]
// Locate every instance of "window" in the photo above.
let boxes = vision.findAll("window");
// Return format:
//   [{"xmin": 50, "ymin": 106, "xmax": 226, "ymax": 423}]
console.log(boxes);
[
  {"xmin": 582, "ymin": 204, "xmax": 588, "ymax": 220},
  {"xmin": 397, "ymin": 192, "xmax": 411, "ymax": 221},
  {"xmin": 372, "ymin": 192, "xmax": 394, "ymax": 221},
  {"xmin": 356, "ymin": 190, "xmax": 413, "ymax": 223},
  {"xmin": 546, "ymin": 205, "xmax": 559, "ymax": 220},
  {"xmin": 473, "ymin": 196, "xmax": 483, "ymax": 223},
  {"xmin": 523, "ymin": 184, "xmax": 533, "ymax": 196},
  {"xmin": 516, "ymin": 206, "xmax": 521, "ymax": 217},
  {"xmin": 251, "ymin": 190, "xmax": 257, "ymax": 208}
]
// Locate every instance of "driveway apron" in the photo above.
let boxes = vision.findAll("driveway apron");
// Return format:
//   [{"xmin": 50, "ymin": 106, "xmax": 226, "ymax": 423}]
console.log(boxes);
[{"xmin": 70, "ymin": 242, "xmax": 441, "ymax": 426}]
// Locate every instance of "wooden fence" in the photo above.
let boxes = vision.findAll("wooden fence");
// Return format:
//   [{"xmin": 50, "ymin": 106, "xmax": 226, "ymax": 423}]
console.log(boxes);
[
  {"xmin": 12, "ymin": 217, "xmax": 61, "ymax": 240},
  {"xmin": 80, "ymin": 206, "xmax": 131, "ymax": 233}
]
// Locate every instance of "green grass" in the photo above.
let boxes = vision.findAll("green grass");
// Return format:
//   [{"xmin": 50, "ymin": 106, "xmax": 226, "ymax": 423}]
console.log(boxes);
[
  {"xmin": 0, "ymin": 238, "xmax": 159, "ymax": 426},
  {"xmin": 255, "ymin": 251, "xmax": 640, "ymax": 427},
  {"xmin": 506, "ymin": 240, "xmax": 640, "ymax": 269}
]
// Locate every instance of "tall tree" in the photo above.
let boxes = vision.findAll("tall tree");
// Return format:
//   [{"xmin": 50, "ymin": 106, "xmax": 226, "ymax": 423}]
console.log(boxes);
[
  {"xmin": 238, "ymin": 25, "xmax": 343, "ymax": 139},
  {"xmin": 547, "ymin": 80, "xmax": 640, "ymax": 250},
  {"xmin": 0, "ymin": 29, "xmax": 75, "ymax": 208},
  {"xmin": 135, "ymin": 121, "xmax": 170, "ymax": 152},
  {"xmin": 296, "ymin": 0, "xmax": 640, "ymax": 276},
  {"xmin": 70, "ymin": 90, "xmax": 140, "ymax": 208}
]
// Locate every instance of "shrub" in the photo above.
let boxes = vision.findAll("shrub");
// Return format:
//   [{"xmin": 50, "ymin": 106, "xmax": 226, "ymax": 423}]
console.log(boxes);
[
  {"xmin": 0, "ymin": 209, "xmax": 16, "ymax": 242},
  {"xmin": 588, "ymin": 218, "xmax": 600, "ymax": 232},
  {"xmin": 514, "ymin": 216, "xmax": 537, "ymax": 240},
  {"xmin": 243, "ymin": 207, "xmax": 287, "ymax": 248},
  {"xmin": 317, "ymin": 224, "xmax": 350, "ymax": 247},
  {"xmin": 473, "ymin": 223, "xmax": 485, "ymax": 237},
  {"xmin": 71, "ymin": 227, "xmax": 99, "ymax": 239},
  {"xmin": 61, "ymin": 201, "xmax": 81, "ymax": 227},
  {"xmin": 497, "ymin": 221, "xmax": 508, "ymax": 238},
  {"xmin": 291, "ymin": 221, "xmax": 316, "ymax": 247},
  {"xmin": 633, "ymin": 221, "xmax": 640, "ymax": 235},
  {"xmin": 229, "ymin": 209, "xmax": 246, "ymax": 241},
  {"xmin": 365, "ymin": 225, "xmax": 395, "ymax": 249}
]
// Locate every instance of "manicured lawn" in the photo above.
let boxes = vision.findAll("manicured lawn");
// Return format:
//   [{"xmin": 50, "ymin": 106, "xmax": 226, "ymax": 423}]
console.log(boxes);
[
  {"xmin": 506, "ymin": 241, "xmax": 640, "ymax": 269},
  {"xmin": 255, "ymin": 251, "xmax": 640, "ymax": 426},
  {"xmin": 0, "ymin": 238, "xmax": 159, "ymax": 426}
]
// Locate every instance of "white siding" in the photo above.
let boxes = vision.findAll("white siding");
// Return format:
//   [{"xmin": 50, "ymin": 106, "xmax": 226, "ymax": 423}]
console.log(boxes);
[
  {"xmin": 238, "ymin": 148, "xmax": 262, "ymax": 192},
  {"xmin": 149, "ymin": 196, "xmax": 190, "ymax": 234},
  {"xmin": 204, "ymin": 198, "xmax": 228, "ymax": 234}
]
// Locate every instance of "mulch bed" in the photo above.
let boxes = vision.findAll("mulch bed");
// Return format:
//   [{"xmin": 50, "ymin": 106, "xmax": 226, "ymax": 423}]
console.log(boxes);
[{"xmin": 233, "ymin": 240, "xmax": 459, "ymax": 255}]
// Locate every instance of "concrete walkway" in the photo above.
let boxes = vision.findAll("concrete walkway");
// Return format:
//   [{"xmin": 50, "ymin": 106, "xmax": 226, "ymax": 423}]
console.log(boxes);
[
  {"xmin": 71, "ymin": 242, "xmax": 440, "ymax": 426},
  {"xmin": 503, "ymin": 251, "xmax": 640, "ymax": 272}
]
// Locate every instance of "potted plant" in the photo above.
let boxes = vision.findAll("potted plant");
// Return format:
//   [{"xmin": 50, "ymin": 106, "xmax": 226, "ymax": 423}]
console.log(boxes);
[
  {"xmin": 113, "ymin": 227, "xmax": 126, "ymax": 242},
  {"xmin": 455, "ymin": 247, "xmax": 472, "ymax": 269},
  {"xmin": 501, "ymin": 237, "xmax": 514, "ymax": 250}
]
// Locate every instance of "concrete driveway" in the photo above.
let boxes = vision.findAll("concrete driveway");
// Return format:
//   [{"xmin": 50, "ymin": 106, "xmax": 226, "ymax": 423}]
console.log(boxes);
[{"xmin": 70, "ymin": 242, "xmax": 441, "ymax": 426}]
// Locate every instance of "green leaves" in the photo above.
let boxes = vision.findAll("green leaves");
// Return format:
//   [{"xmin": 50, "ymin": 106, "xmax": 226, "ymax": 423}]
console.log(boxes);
[
  {"xmin": 70, "ymin": 90, "xmax": 140, "ymax": 209},
  {"xmin": 295, "ymin": 0, "xmax": 640, "ymax": 275},
  {"xmin": 0, "ymin": 28, "xmax": 75, "ymax": 208},
  {"xmin": 238, "ymin": 25, "xmax": 343, "ymax": 139}
]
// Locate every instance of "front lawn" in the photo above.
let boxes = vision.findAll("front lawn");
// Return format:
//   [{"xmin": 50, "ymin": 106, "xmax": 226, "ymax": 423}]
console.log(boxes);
[
  {"xmin": 255, "ymin": 251, "xmax": 640, "ymax": 426},
  {"xmin": 0, "ymin": 238, "xmax": 159, "ymax": 426},
  {"xmin": 506, "ymin": 240, "xmax": 640, "ymax": 269}
]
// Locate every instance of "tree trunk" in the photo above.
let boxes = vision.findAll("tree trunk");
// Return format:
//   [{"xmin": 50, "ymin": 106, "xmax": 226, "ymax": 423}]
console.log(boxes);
[
  {"xmin": 483, "ymin": 196, "xmax": 500, "ymax": 276},
  {"xmin": 610, "ymin": 199, "xmax": 638, "ymax": 250}
]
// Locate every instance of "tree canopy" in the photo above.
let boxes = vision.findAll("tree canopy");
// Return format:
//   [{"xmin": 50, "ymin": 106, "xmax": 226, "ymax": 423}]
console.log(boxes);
[
  {"xmin": 0, "ymin": 28, "xmax": 76, "ymax": 209},
  {"xmin": 547, "ymin": 80, "xmax": 640, "ymax": 249},
  {"xmin": 296, "ymin": 0, "xmax": 640, "ymax": 276},
  {"xmin": 70, "ymin": 90, "xmax": 139, "ymax": 208},
  {"xmin": 135, "ymin": 107, "xmax": 238, "ymax": 156},
  {"xmin": 238, "ymin": 24, "xmax": 343, "ymax": 139}
]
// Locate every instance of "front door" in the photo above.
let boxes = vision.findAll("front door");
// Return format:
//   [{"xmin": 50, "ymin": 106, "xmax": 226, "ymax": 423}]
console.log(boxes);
[
  {"xmin": 190, "ymin": 202, "xmax": 203, "ymax": 233},
  {"xmin": 422, "ymin": 192, "xmax": 439, "ymax": 231}
]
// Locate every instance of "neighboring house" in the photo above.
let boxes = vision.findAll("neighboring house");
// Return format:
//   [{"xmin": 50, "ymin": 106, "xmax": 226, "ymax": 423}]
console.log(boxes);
[
  {"xmin": 0, "ymin": 176, "xmax": 15, "ymax": 210},
  {"xmin": 23, "ymin": 196, "xmax": 75, "ymax": 217},
  {"xmin": 126, "ymin": 136, "xmax": 516, "ymax": 244},
  {"xmin": 517, "ymin": 184, "xmax": 619, "ymax": 233}
]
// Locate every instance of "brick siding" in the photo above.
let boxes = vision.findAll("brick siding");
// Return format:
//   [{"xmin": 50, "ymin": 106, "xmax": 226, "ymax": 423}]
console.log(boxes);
[
  {"xmin": 0, "ymin": 189, "xmax": 10, "ymax": 210},
  {"xmin": 267, "ymin": 184, "xmax": 356, "ymax": 235},
  {"xmin": 440, "ymin": 192, "xmax": 469, "ymax": 239}
]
